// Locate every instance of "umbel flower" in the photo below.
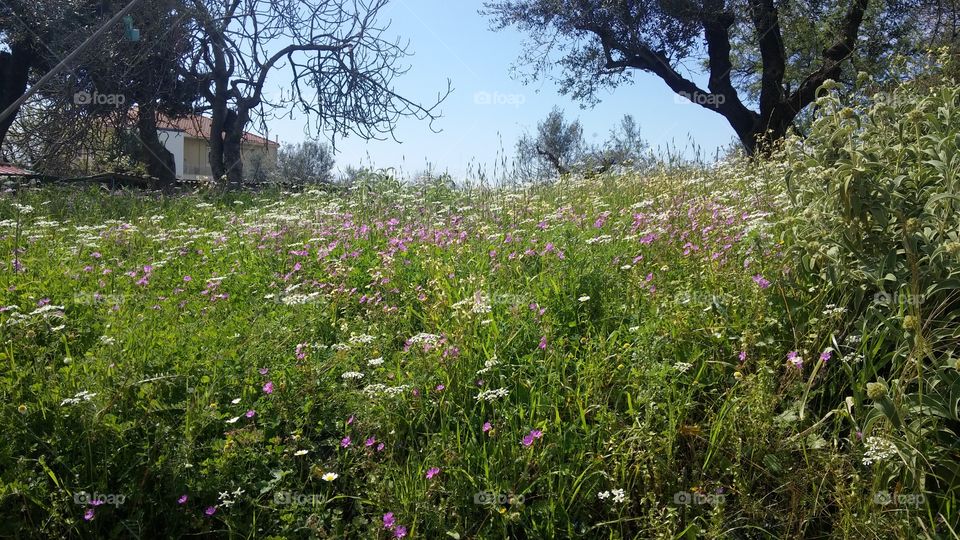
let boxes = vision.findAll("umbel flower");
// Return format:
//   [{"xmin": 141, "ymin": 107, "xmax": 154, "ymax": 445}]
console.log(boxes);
[{"xmin": 862, "ymin": 437, "xmax": 898, "ymax": 466}]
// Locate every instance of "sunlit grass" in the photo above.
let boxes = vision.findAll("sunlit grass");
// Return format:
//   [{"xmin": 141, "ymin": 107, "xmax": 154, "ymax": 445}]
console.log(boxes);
[{"xmin": 0, "ymin": 161, "xmax": 945, "ymax": 538}]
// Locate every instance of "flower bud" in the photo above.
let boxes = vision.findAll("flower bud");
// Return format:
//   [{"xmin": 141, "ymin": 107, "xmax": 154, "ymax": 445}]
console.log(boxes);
[{"xmin": 866, "ymin": 382, "xmax": 888, "ymax": 400}]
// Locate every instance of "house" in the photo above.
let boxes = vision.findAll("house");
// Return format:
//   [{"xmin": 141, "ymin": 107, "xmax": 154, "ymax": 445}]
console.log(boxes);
[{"xmin": 157, "ymin": 115, "xmax": 279, "ymax": 181}]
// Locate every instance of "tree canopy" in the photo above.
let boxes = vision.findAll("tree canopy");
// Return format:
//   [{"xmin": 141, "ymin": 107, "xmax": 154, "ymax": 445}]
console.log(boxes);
[
  {"xmin": 1, "ymin": 0, "xmax": 450, "ymax": 186},
  {"xmin": 484, "ymin": 0, "xmax": 958, "ymax": 153},
  {"xmin": 515, "ymin": 108, "xmax": 651, "ymax": 180}
]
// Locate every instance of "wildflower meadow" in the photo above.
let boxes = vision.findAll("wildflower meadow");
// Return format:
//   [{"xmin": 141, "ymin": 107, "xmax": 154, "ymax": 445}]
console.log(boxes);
[{"xmin": 2, "ymin": 68, "xmax": 959, "ymax": 539}]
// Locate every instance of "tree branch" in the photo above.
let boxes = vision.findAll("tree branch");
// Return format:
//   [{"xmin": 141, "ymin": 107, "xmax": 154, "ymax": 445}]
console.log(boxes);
[
  {"xmin": 747, "ymin": 0, "xmax": 788, "ymax": 118},
  {"xmin": 535, "ymin": 143, "xmax": 569, "ymax": 175},
  {"xmin": 784, "ymin": 0, "xmax": 871, "ymax": 118}
]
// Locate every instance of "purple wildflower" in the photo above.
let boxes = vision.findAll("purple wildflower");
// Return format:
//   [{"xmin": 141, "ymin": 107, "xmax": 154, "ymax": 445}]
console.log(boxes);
[
  {"xmin": 787, "ymin": 351, "xmax": 803, "ymax": 369},
  {"xmin": 522, "ymin": 429, "xmax": 544, "ymax": 447}
]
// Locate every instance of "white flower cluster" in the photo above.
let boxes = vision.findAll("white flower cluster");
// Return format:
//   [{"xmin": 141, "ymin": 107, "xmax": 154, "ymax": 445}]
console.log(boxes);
[
  {"xmin": 349, "ymin": 333, "xmax": 376, "ymax": 345},
  {"xmin": 585, "ymin": 234, "xmax": 613, "ymax": 245},
  {"xmin": 597, "ymin": 489, "xmax": 628, "ymax": 503},
  {"xmin": 471, "ymin": 292, "xmax": 492, "ymax": 314},
  {"xmin": 362, "ymin": 384, "xmax": 410, "ymax": 397},
  {"xmin": 862, "ymin": 437, "xmax": 898, "ymax": 466},
  {"xmin": 218, "ymin": 487, "xmax": 244, "ymax": 508},
  {"xmin": 4, "ymin": 311, "xmax": 30, "ymax": 327},
  {"xmin": 841, "ymin": 353, "xmax": 864, "ymax": 363},
  {"xmin": 407, "ymin": 333, "xmax": 441, "ymax": 345},
  {"xmin": 823, "ymin": 304, "xmax": 848, "ymax": 317},
  {"xmin": 61, "ymin": 390, "xmax": 97, "ymax": 406},
  {"xmin": 341, "ymin": 371, "xmax": 365, "ymax": 380},
  {"xmin": 367, "ymin": 357, "xmax": 385, "ymax": 366},
  {"xmin": 280, "ymin": 292, "xmax": 320, "ymax": 306},
  {"xmin": 476, "ymin": 357, "xmax": 499, "ymax": 375},
  {"xmin": 12, "ymin": 203, "xmax": 34, "ymax": 214},
  {"xmin": 475, "ymin": 388, "xmax": 510, "ymax": 402},
  {"xmin": 673, "ymin": 362, "xmax": 694, "ymax": 373},
  {"xmin": 452, "ymin": 292, "xmax": 494, "ymax": 315},
  {"xmin": 29, "ymin": 305, "xmax": 65, "ymax": 317}
]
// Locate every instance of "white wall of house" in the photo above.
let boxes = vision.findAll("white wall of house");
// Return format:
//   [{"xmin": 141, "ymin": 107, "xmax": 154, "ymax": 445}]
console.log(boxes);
[
  {"xmin": 157, "ymin": 129, "xmax": 185, "ymax": 178},
  {"xmin": 157, "ymin": 128, "xmax": 277, "ymax": 181}
]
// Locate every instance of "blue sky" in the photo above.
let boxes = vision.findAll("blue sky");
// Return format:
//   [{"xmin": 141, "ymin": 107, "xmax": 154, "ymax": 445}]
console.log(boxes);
[{"xmin": 264, "ymin": 1, "xmax": 736, "ymax": 179}]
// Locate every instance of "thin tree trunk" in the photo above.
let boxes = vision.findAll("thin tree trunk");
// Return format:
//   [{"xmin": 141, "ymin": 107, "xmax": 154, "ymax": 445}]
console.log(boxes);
[{"xmin": 208, "ymin": 101, "xmax": 227, "ymax": 183}]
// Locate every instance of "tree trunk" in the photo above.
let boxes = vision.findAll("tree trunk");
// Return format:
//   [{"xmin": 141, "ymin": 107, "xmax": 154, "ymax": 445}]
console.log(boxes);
[
  {"xmin": 535, "ymin": 144, "xmax": 569, "ymax": 175},
  {"xmin": 208, "ymin": 102, "xmax": 227, "ymax": 183},
  {"xmin": 0, "ymin": 44, "xmax": 35, "ymax": 151},
  {"xmin": 223, "ymin": 132, "xmax": 244, "ymax": 187},
  {"xmin": 222, "ymin": 108, "xmax": 247, "ymax": 188},
  {"xmin": 136, "ymin": 104, "xmax": 177, "ymax": 188}
]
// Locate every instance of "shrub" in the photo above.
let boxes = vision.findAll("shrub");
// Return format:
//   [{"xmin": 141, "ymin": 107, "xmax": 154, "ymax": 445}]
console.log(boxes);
[{"xmin": 774, "ymin": 48, "xmax": 960, "ymax": 529}]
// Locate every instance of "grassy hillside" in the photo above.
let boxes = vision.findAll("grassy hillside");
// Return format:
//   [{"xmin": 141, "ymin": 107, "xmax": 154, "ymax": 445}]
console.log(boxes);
[{"xmin": 1, "ymin": 68, "xmax": 958, "ymax": 538}]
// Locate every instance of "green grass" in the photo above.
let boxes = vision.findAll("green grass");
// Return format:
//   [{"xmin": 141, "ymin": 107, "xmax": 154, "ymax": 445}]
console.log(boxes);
[{"xmin": 0, "ymin": 161, "xmax": 952, "ymax": 538}]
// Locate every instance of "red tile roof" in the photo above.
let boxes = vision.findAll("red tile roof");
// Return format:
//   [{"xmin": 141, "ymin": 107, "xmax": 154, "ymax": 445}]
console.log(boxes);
[
  {"xmin": 0, "ymin": 163, "xmax": 32, "ymax": 176},
  {"xmin": 157, "ymin": 115, "xmax": 279, "ymax": 147}
]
